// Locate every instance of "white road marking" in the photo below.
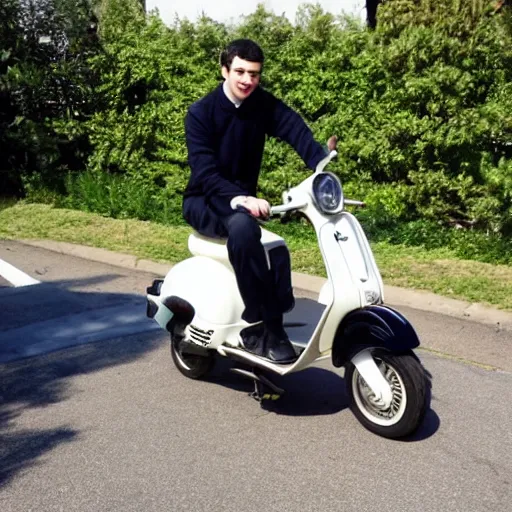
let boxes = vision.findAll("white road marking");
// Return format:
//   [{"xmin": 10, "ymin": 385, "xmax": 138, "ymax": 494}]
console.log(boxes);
[{"xmin": 0, "ymin": 258, "xmax": 40, "ymax": 287}]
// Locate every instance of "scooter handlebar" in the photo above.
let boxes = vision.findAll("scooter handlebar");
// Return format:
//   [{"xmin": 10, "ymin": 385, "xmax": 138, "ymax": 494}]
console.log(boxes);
[
  {"xmin": 270, "ymin": 203, "xmax": 307, "ymax": 216},
  {"xmin": 344, "ymin": 199, "xmax": 366, "ymax": 207},
  {"xmin": 270, "ymin": 199, "xmax": 365, "ymax": 216}
]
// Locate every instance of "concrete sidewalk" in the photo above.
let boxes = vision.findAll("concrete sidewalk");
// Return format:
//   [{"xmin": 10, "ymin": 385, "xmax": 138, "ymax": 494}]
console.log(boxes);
[{"xmin": 20, "ymin": 239, "xmax": 512, "ymax": 333}]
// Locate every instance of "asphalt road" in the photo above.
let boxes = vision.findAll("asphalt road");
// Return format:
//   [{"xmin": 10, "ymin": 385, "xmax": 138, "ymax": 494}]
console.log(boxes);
[{"xmin": 0, "ymin": 241, "xmax": 511, "ymax": 511}]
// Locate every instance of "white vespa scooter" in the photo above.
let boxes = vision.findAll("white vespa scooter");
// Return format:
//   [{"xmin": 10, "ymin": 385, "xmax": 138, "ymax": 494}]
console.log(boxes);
[{"xmin": 147, "ymin": 151, "xmax": 430, "ymax": 439}]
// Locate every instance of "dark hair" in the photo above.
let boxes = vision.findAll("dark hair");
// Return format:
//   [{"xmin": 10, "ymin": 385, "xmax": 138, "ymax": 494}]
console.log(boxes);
[{"xmin": 220, "ymin": 39, "xmax": 264, "ymax": 70}]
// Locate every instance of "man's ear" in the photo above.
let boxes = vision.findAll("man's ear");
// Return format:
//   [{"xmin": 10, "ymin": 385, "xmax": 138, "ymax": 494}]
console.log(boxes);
[{"xmin": 221, "ymin": 66, "xmax": 229, "ymax": 80}]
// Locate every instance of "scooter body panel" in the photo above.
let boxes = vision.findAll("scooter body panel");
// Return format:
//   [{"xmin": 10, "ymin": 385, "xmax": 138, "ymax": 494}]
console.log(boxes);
[
  {"xmin": 158, "ymin": 228, "xmax": 292, "ymax": 352},
  {"xmin": 160, "ymin": 256, "xmax": 245, "ymax": 346},
  {"xmin": 314, "ymin": 213, "xmax": 384, "ymax": 354}
]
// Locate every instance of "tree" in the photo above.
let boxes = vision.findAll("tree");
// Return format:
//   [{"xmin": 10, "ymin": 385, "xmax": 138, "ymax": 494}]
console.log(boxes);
[
  {"xmin": 366, "ymin": 0, "xmax": 512, "ymax": 29},
  {"xmin": 366, "ymin": 0, "xmax": 382, "ymax": 28},
  {"xmin": 0, "ymin": 0, "xmax": 24, "ymax": 195},
  {"xmin": 0, "ymin": 0, "xmax": 101, "ymax": 198}
]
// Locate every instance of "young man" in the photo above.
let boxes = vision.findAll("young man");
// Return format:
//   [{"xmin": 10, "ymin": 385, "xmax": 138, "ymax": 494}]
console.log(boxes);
[{"xmin": 183, "ymin": 39, "xmax": 335, "ymax": 363}]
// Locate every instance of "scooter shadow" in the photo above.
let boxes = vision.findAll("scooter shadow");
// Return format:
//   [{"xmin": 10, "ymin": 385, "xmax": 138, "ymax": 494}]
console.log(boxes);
[
  {"xmin": 207, "ymin": 358, "xmax": 440, "ymax": 440},
  {"xmin": 402, "ymin": 408, "xmax": 440, "ymax": 442},
  {"xmin": 208, "ymin": 358, "xmax": 349, "ymax": 417}
]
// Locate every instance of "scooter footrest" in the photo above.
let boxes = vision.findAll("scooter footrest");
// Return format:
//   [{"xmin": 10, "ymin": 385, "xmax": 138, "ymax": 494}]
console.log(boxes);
[{"xmin": 230, "ymin": 368, "xmax": 285, "ymax": 402}]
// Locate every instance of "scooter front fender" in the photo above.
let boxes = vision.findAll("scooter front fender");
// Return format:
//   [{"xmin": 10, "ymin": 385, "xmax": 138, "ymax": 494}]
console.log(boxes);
[{"xmin": 332, "ymin": 305, "xmax": 420, "ymax": 367}]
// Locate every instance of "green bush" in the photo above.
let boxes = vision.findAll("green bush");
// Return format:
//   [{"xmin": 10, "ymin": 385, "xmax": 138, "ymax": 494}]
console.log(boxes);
[
  {"xmin": 63, "ymin": 170, "xmax": 186, "ymax": 224},
  {"xmin": 5, "ymin": 0, "xmax": 512, "ymax": 266},
  {"xmin": 1, "ymin": 0, "xmax": 101, "ymax": 196}
]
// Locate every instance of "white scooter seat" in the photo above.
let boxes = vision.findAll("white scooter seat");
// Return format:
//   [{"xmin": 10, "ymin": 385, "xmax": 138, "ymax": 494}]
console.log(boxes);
[{"xmin": 188, "ymin": 228, "xmax": 287, "ymax": 265}]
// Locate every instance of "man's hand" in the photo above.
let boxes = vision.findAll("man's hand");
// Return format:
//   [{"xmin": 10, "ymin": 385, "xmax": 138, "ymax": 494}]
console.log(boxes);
[
  {"xmin": 230, "ymin": 195, "xmax": 270, "ymax": 218},
  {"xmin": 243, "ymin": 196, "xmax": 270, "ymax": 218},
  {"xmin": 327, "ymin": 135, "xmax": 337, "ymax": 152}
]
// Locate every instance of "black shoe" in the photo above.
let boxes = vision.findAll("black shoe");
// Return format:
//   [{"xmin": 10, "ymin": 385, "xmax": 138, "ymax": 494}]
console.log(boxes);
[
  {"xmin": 239, "ymin": 323, "xmax": 265, "ymax": 357},
  {"xmin": 263, "ymin": 324, "xmax": 297, "ymax": 364},
  {"xmin": 239, "ymin": 321, "xmax": 297, "ymax": 364}
]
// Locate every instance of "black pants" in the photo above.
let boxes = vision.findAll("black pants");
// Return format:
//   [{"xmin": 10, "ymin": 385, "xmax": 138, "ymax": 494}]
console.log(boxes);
[{"xmin": 183, "ymin": 196, "xmax": 294, "ymax": 323}]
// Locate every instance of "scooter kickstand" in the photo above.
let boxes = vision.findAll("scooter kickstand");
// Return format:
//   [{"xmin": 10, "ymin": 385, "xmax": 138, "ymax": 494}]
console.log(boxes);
[{"xmin": 230, "ymin": 368, "xmax": 284, "ymax": 402}]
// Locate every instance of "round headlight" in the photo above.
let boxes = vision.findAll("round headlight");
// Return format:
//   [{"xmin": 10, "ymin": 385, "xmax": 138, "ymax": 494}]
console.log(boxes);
[{"xmin": 312, "ymin": 172, "xmax": 344, "ymax": 214}]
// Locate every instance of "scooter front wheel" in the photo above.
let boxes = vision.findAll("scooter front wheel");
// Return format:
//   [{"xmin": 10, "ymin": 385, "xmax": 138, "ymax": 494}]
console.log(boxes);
[
  {"xmin": 170, "ymin": 334, "xmax": 214, "ymax": 379},
  {"xmin": 345, "ymin": 350, "xmax": 430, "ymax": 439}
]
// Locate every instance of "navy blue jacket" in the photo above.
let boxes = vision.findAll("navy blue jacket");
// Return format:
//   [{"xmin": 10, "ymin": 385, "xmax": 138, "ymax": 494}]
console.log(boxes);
[{"xmin": 184, "ymin": 84, "xmax": 326, "ymax": 213}]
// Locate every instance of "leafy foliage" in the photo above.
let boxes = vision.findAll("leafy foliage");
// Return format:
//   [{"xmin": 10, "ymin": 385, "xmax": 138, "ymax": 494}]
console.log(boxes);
[
  {"xmin": 0, "ymin": 0, "xmax": 100, "ymax": 196},
  {"xmin": 2, "ymin": 0, "xmax": 512, "ymax": 263}
]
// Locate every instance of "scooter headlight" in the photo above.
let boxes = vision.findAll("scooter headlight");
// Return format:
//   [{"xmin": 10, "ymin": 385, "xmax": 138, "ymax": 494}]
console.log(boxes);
[{"xmin": 312, "ymin": 172, "xmax": 344, "ymax": 214}]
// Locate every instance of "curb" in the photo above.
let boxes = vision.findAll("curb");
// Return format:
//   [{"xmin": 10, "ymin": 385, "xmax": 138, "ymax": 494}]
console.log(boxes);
[{"xmin": 20, "ymin": 239, "xmax": 512, "ymax": 333}]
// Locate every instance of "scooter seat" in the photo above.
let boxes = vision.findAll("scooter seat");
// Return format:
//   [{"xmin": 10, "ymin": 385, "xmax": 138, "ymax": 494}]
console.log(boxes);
[
  {"xmin": 188, "ymin": 232, "xmax": 230, "ymax": 264},
  {"xmin": 188, "ymin": 228, "xmax": 286, "ymax": 265}
]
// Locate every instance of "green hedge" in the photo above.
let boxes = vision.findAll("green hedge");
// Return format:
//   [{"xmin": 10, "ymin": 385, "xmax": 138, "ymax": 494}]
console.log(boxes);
[{"xmin": 3, "ymin": 0, "xmax": 512, "ymax": 250}]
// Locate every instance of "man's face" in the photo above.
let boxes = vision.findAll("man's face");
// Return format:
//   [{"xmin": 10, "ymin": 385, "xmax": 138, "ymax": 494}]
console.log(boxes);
[{"xmin": 222, "ymin": 56, "xmax": 262, "ymax": 102}]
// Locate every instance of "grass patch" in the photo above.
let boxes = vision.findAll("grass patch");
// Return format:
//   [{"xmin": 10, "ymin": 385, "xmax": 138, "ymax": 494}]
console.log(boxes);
[
  {"xmin": 0, "ymin": 202, "xmax": 191, "ymax": 263},
  {"xmin": 1, "ymin": 202, "xmax": 511, "ymax": 311},
  {"xmin": 0, "ymin": 197, "xmax": 17, "ymax": 212}
]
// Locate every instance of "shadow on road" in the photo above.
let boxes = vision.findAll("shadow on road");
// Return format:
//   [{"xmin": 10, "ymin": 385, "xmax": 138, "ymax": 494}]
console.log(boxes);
[
  {"xmin": 207, "ymin": 357, "xmax": 440, "ymax": 439},
  {"xmin": 0, "ymin": 427, "xmax": 77, "ymax": 487},
  {"xmin": 208, "ymin": 359, "xmax": 349, "ymax": 416},
  {"xmin": 268, "ymin": 367, "xmax": 349, "ymax": 416},
  {"xmin": 403, "ymin": 408, "xmax": 441, "ymax": 442},
  {"xmin": 0, "ymin": 274, "xmax": 162, "ymax": 489},
  {"xmin": 0, "ymin": 273, "xmax": 142, "ymax": 332}
]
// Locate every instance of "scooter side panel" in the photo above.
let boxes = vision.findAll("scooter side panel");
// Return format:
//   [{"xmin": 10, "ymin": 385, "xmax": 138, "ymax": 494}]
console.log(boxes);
[
  {"xmin": 317, "ymin": 213, "xmax": 385, "ymax": 353},
  {"xmin": 317, "ymin": 220, "xmax": 362, "ymax": 353},
  {"xmin": 333, "ymin": 213, "xmax": 384, "ymax": 304},
  {"xmin": 160, "ymin": 256, "xmax": 245, "ymax": 326}
]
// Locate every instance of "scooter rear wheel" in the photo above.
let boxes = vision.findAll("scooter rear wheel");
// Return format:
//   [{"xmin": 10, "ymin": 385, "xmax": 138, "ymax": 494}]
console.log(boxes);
[
  {"xmin": 345, "ymin": 349, "xmax": 430, "ymax": 439},
  {"xmin": 170, "ymin": 334, "xmax": 214, "ymax": 379}
]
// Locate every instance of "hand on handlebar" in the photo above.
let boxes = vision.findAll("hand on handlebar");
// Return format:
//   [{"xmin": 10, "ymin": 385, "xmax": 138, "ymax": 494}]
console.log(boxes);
[{"xmin": 235, "ymin": 196, "xmax": 270, "ymax": 219}]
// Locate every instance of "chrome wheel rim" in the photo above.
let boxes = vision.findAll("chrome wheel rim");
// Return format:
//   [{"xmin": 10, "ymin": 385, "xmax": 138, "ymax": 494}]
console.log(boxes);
[{"xmin": 352, "ymin": 357, "xmax": 407, "ymax": 427}]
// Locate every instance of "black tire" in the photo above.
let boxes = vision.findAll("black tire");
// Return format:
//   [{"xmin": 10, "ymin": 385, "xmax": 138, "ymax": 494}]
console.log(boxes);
[
  {"xmin": 345, "ymin": 349, "xmax": 430, "ymax": 439},
  {"xmin": 170, "ymin": 334, "xmax": 214, "ymax": 379}
]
